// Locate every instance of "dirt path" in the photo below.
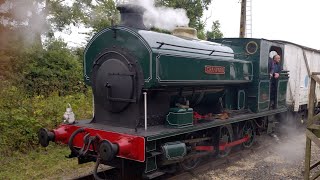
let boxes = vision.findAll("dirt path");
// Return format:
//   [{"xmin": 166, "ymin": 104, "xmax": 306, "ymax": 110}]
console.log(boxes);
[{"xmin": 193, "ymin": 128, "xmax": 320, "ymax": 180}]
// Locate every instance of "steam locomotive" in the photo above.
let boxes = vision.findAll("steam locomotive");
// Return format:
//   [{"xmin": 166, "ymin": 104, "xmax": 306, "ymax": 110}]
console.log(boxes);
[{"xmin": 38, "ymin": 4, "xmax": 290, "ymax": 179}]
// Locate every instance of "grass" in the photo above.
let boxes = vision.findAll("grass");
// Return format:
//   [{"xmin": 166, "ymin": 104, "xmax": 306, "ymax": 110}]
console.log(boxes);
[
  {"xmin": 0, "ymin": 144, "xmax": 94, "ymax": 180},
  {"xmin": 0, "ymin": 87, "xmax": 95, "ymax": 179}
]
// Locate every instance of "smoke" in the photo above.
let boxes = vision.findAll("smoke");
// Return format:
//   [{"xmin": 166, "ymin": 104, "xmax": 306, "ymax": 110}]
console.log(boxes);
[
  {"xmin": 271, "ymin": 113, "xmax": 305, "ymax": 162},
  {"xmin": 0, "ymin": 1, "xmax": 48, "ymax": 46},
  {"xmin": 273, "ymin": 130, "xmax": 305, "ymax": 163},
  {"xmin": 135, "ymin": 0, "xmax": 190, "ymax": 31}
]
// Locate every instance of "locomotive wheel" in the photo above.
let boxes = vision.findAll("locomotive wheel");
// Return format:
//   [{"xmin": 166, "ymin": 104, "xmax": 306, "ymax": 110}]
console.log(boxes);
[
  {"xmin": 218, "ymin": 125, "xmax": 234, "ymax": 158},
  {"xmin": 180, "ymin": 134, "xmax": 201, "ymax": 170},
  {"xmin": 240, "ymin": 120, "xmax": 255, "ymax": 148},
  {"xmin": 180, "ymin": 153, "xmax": 201, "ymax": 171}
]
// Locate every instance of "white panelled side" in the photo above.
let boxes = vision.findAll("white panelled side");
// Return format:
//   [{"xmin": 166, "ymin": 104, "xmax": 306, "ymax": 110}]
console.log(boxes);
[{"xmin": 284, "ymin": 43, "xmax": 320, "ymax": 112}]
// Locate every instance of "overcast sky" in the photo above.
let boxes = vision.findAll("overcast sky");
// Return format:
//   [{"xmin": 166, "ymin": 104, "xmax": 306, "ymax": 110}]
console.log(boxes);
[
  {"xmin": 205, "ymin": 0, "xmax": 320, "ymax": 49},
  {"xmin": 58, "ymin": 0, "xmax": 320, "ymax": 49}
]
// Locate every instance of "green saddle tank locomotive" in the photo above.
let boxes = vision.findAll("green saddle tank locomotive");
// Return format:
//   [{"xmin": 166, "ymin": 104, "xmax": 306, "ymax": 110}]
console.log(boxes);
[{"xmin": 39, "ymin": 4, "xmax": 289, "ymax": 179}]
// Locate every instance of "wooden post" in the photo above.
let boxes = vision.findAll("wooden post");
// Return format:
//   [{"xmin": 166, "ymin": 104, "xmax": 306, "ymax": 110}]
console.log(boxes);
[
  {"xmin": 307, "ymin": 78, "xmax": 316, "ymax": 126},
  {"xmin": 239, "ymin": 0, "xmax": 247, "ymax": 38},
  {"xmin": 305, "ymin": 75, "xmax": 319, "ymax": 180},
  {"xmin": 305, "ymin": 137, "xmax": 311, "ymax": 180}
]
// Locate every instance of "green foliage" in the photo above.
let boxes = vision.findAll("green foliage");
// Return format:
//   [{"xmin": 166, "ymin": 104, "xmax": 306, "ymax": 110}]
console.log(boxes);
[
  {"xmin": 0, "ymin": 85, "xmax": 38, "ymax": 153},
  {"xmin": 49, "ymin": 0, "xmax": 74, "ymax": 31},
  {"xmin": 73, "ymin": 46, "xmax": 85, "ymax": 64},
  {"xmin": 0, "ymin": 1, "xmax": 94, "ymax": 155},
  {"xmin": 72, "ymin": 0, "xmax": 119, "ymax": 34},
  {"xmin": 0, "ymin": 0, "xmax": 99, "ymax": 44},
  {"xmin": 87, "ymin": 0, "xmax": 119, "ymax": 33},
  {"xmin": 206, "ymin": 20, "xmax": 224, "ymax": 39},
  {"xmin": 0, "ymin": 0, "xmax": 95, "ymax": 157},
  {"xmin": 0, "ymin": 85, "xmax": 93, "ymax": 155},
  {"xmin": 0, "ymin": 28, "xmax": 28, "ymax": 82},
  {"xmin": 23, "ymin": 39, "xmax": 86, "ymax": 96},
  {"xmin": 197, "ymin": 30, "xmax": 206, "ymax": 40}
]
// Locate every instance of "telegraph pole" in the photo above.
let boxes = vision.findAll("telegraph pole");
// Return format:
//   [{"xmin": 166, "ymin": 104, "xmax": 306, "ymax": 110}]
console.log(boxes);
[
  {"xmin": 239, "ymin": 0, "xmax": 252, "ymax": 38},
  {"xmin": 239, "ymin": 0, "xmax": 247, "ymax": 38}
]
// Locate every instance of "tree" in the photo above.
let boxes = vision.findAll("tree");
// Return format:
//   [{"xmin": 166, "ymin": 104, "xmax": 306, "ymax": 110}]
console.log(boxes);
[
  {"xmin": 71, "ymin": 0, "xmax": 119, "ymax": 35},
  {"xmin": 0, "ymin": 0, "xmax": 97, "ymax": 86},
  {"xmin": 206, "ymin": 20, "xmax": 223, "ymax": 39},
  {"xmin": 0, "ymin": 0, "xmax": 111, "ymax": 44},
  {"xmin": 0, "ymin": 0, "xmax": 89, "ymax": 154},
  {"xmin": 0, "ymin": 0, "xmax": 72, "ymax": 44},
  {"xmin": 0, "ymin": 1, "xmax": 42, "ymax": 84},
  {"xmin": 0, "ymin": 26, "xmax": 28, "ymax": 84},
  {"xmin": 156, "ymin": 0, "xmax": 212, "ymax": 39},
  {"xmin": 23, "ymin": 39, "xmax": 84, "ymax": 96}
]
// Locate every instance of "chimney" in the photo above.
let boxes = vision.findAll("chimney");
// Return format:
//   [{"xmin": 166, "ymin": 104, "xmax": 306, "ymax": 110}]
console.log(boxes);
[{"xmin": 117, "ymin": 4, "xmax": 147, "ymax": 30}]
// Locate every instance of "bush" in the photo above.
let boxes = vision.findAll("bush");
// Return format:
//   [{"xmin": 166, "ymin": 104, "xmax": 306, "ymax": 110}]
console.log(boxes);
[
  {"xmin": 23, "ymin": 39, "xmax": 86, "ymax": 96},
  {"xmin": 0, "ymin": 38, "xmax": 92, "ymax": 155},
  {"xmin": 0, "ymin": 85, "xmax": 93, "ymax": 155},
  {"xmin": 0, "ymin": 85, "xmax": 38, "ymax": 153}
]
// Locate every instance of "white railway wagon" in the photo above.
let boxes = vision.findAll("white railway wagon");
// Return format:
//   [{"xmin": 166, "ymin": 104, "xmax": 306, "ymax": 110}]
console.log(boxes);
[{"xmin": 279, "ymin": 41, "xmax": 320, "ymax": 112}]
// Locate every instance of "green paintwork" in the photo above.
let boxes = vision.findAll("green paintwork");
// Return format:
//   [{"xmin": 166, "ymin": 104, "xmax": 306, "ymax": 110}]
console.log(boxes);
[
  {"xmin": 161, "ymin": 141, "xmax": 186, "ymax": 160},
  {"xmin": 146, "ymin": 141, "xmax": 156, "ymax": 152},
  {"xmin": 145, "ymin": 141, "xmax": 158, "ymax": 173},
  {"xmin": 212, "ymin": 38, "xmax": 289, "ymax": 113},
  {"xmin": 84, "ymin": 26, "xmax": 152, "ymax": 86},
  {"xmin": 238, "ymin": 90, "xmax": 246, "ymax": 109},
  {"xmin": 156, "ymin": 53, "xmax": 252, "ymax": 84},
  {"xmin": 145, "ymin": 156, "xmax": 157, "ymax": 173},
  {"xmin": 84, "ymin": 28, "xmax": 288, "ymax": 113},
  {"xmin": 166, "ymin": 108, "xmax": 193, "ymax": 128},
  {"xmin": 258, "ymin": 80, "xmax": 270, "ymax": 111},
  {"xmin": 84, "ymin": 26, "xmax": 253, "ymax": 88},
  {"xmin": 277, "ymin": 78, "xmax": 289, "ymax": 108}
]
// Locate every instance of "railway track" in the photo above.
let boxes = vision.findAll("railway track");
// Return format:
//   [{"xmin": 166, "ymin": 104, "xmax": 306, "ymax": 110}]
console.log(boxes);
[{"xmin": 71, "ymin": 134, "xmax": 276, "ymax": 180}]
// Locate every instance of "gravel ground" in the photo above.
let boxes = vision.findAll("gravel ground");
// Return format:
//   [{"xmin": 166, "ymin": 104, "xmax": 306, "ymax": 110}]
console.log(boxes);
[{"xmin": 193, "ymin": 127, "xmax": 320, "ymax": 180}]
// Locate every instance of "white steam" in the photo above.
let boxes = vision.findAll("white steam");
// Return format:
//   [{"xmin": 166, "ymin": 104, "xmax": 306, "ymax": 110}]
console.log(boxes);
[
  {"xmin": 272, "ymin": 114, "xmax": 306, "ymax": 163},
  {"xmin": 273, "ymin": 129, "xmax": 305, "ymax": 162},
  {"xmin": 136, "ymin": 0, "xmax": 190, "ymax": 31},
  {"xmin": 0, "ymin": 1, "xmax": 48, "ymax": 45}
]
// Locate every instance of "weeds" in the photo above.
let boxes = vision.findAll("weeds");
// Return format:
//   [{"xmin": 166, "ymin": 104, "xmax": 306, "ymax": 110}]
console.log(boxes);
[{"xmin": 0, "ymin": 85, "xmax": 93, "ymax": 155}]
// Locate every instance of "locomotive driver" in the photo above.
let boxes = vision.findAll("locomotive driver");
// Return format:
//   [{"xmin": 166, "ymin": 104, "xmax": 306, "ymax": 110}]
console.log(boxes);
[
  {"xmin": 269, "ymin": 55, "xmax": 282, "ymax": 79},
  {"xmin": 269, "ymin": 54, "xmax": 283, "ymax": 108}
]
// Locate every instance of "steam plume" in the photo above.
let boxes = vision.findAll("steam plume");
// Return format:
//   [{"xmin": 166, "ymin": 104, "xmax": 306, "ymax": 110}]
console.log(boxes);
[
  {"xmin": 0, "ymin": 1, "xmax": 48, "ymax": 46},
  {"xmin": 272, "ymin": 113, "xmax": 305, "ymax": 162},
  {"xmin": 135, "ymin": 0, "xmax": 190, "ymax": 31}
]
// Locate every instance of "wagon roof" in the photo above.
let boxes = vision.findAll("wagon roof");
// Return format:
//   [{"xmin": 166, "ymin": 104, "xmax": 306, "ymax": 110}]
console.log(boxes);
[{"xmin": 271, "ymin": 40, "xmax": 320, "ymax": 53}]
